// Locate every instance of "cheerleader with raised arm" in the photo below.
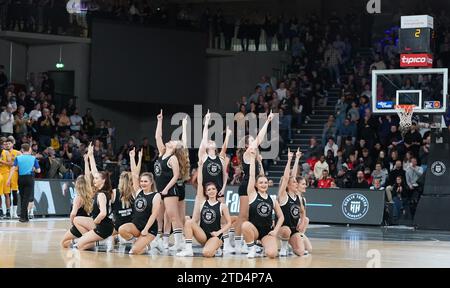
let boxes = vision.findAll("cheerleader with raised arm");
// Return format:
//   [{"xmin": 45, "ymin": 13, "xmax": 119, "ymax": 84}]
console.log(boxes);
[
  {"xmin": 290, "ymin": 149, "xmax": 312, "ymax": 254},
  {"xmin": 154, "ymin": 110, "xmax": 186, "ymax": 251},
  {"xmin": 198, "ymin": 110, "xmax": 234, "ymax": 252},
  {"xmin": 61, "ymin": 152, "xmax": 93, "ymax": 248},
  {"xmin": 241, "ymin": 143, "xmax": 284, "ymax": 259},
  {"xmin": 117, "ymin": 148, "xmax": 162, "ymax": 254},
  {"xmin": 277, "ymin": 148, "xmax": 308, "ymax": 256},
  {"xmin": 73, "ymin": 145, "xmax": 114, "ymax": 251},
  {"xmin": 234, "ymin": 112, "xmax": 274, "ymax": 254},
  {"xmin": 176, "ymin": 161, "xmax": 232, "ymax": 257}
]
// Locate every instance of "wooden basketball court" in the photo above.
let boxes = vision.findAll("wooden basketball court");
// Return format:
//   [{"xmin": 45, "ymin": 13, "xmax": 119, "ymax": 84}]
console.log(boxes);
[{"xmin": 1, "ymin": 218, "xmax": 450, "ymax": 268}]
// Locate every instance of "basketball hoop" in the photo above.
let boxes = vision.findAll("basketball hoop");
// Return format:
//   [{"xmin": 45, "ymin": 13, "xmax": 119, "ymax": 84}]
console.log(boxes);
[{"xmin": 395, "ymin": 104, "xmax": 415, "ymax": 135}]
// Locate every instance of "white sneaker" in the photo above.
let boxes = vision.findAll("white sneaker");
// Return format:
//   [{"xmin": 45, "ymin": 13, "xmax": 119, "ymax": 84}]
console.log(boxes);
[
  {"xmin": 169, "ymin": 243, "xmax": 184, "ymax": 252},
  {"xmin": 304, "ymin": 250, "xmax": 309, "ymax": 256},
  {"xmin": 223, "ymin": 245, "xmax": 235, "ymax": 255},
  {"xmin": 163, "ymin": 241, "xmax": 169, "ymax": 250},
  {"xmin": 279, "ymin": 248, "xmax": 288, "ymax": 257},
  {"xmin": 176, "ymin": 249, "xmax": 194, "ymax": 257},
  {"xmin": 247, "ymin": 246, "xmax": 257, "ymax": 259},
  {"xmin": 119, "ymin": 236, "xmax": 134, "ymax": 245},
  {"xmin": 240, "ymin": 243, "xmax": 249, "ymax": 254},
  {"xmin": 215, "ymin": 248, "xmax": 223, "ymax": 257}
]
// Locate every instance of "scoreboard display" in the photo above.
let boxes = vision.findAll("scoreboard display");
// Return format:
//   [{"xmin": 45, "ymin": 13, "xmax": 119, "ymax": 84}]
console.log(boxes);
[{"xmin": 399, "ymin": 28, "xmax": 435, "ymax": 54}]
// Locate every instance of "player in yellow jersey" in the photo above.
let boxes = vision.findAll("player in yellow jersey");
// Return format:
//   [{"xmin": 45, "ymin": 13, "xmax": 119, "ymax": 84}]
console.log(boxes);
[
  {"xmin": 6, "ymin": 137, "xmax": 21, "ymax": 219},
  {"xmin": 0, "ymin": 137, "xmax": 21, "ymax": 219},
  {"xmin": 0, "ymin": 137, "xmax": 9, "ymax": 218}
]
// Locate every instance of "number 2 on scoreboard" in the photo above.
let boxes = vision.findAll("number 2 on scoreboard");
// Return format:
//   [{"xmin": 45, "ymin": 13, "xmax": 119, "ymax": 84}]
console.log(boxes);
[{"xmin": 415, "ymin": 28, "xmax": 421, "ymax": 38}]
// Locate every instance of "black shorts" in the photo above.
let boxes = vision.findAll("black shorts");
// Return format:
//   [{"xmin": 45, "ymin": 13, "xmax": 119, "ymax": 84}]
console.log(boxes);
[
  {"xmin": 70, "ymin": 225, "xmax": 82, "ymax": 238},
  {"xmin": 178, "ymin": 185, "xmax": 185, "ymax": 201},
  {"xmin": 205, "ymin": 231, "xmax": 223, "ymax": 241},
  {"xmin": 114, "ymin": 218, "xmax": 132, "ymax": 231},
  {"xmin": 255, "ymin": 225, "xmax": 272, "ymax": 240},
  {"xmin": 94, "ymin": 221, "xmax": 114, "ymax": 239},
  {"xmin": 160, "ymin": 187, "xmax": 179, "ymax": 200},
  {"xmin": 290, "ymin": 227, "xmax": 301, "ymax": 236},
  {"xmin": 134, "ymin": 222, "xmax": 158, "ymax": 237},
  {"xmin": 238, "ymin": 181, "xmax": 249, "ymax": 196}
]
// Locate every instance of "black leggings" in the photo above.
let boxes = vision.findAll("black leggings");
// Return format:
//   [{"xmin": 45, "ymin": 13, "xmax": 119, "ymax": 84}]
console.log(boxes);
[
  {"xmin": 12, "ymin": 190, "xmax": 18, "ymax": 206},
  {"xmin": 18, "ymin": 175, "xmax": 34, "ymax": 220}
]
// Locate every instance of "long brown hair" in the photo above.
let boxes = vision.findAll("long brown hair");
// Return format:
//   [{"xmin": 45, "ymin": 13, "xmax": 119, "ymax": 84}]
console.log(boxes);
[
  {"xmin": 174, "ymin": 146, "xmax": 190, "ymax": 182},
  {"xmin": 237, "ymin": 135, "xmax": 259, "ymax": 171},
  {"xmin": 75, "ymin": 175, "xmax": 93, "ymax": 214},
  {"xmin": 118, "ymin": 171, "xmax": 134, "ymax": 208},
  {"xmin": 96, "ymin": 171, "xmax": 113, "ymax": 200},
  {"xmin": 140, "ymin": 172, "xmax": 157, "ymax": 192}
]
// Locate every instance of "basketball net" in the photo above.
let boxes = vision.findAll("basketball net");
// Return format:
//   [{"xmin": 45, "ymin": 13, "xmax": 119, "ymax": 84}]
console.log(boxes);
[{"xmin": 395, "ymin": 105, "xmax": 415, "ymax": 135}]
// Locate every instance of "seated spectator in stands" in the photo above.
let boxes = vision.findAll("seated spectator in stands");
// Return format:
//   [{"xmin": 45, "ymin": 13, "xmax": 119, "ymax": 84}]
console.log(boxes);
[
  {"xmin": 305, "ymin": 170, "xmax": 316, "ymax": 188},
  {"xmin": 41, "ymin": 147, "xmax": 68, "ymax": 179},
  {"xmin": 342, "ymin": 136, "xmax": 355, "ymax": 161},
  {"xmin": 352, "ymin": 170, "xmax": 370, "ymax": 188},
  {"xmin": 322, "ymin": 115, "xmax": 337, "ymax": 146},
  {"xmin": 419, "ymin": 134, "xmax": 431, "ymax": 171},
  {"xmin": 335, "ymin": 149, "xmax": 345, "ymax": 172},
  {"xmin": 304, "ymin": 136, "xmax": 322, "ymax": 160},
  {"xmin": 385, "ymin": 160, "xmax": 406, "ymax": 202},
  {"xmin": 65, "ymin": 98, "xmax": 77, "ymax": 116},
  {"xmin": 330, "ymin": 181, "xmax": 339, "ymax": 189},
  {"xmin": 391, "ymin": 176, "xmax": 408, "ymax": 217},
  {"xmin": 403, "ymin": 151, "xmax": 413, "ymax": 170},
  {"xmin": 356, "ymin": 139, "xmax": 368, "ymax": 157},
  {"xmin": 324, "ymin": 137, "xmax": 338, "ymax": 157},
  {"xmin": 257, "ymin": 76, "xmax": 271, "ymax": 92},
  {"xmin": 1, "ymin": 104, "xmax": 15, "ymax": 137},
  {"xmin": 406, "ymin": 157, "xmax": 423, "ymax": 192},
  {"xmin": 278, "ymin": 107, "xmax": 289, "ymax": 153},
  {"xmin": 363, "ymin": 167, "xmax": 373, "ymax": 186},
  {"xmin": 56, "ymin": 108, "xmax": 71, "ymax": 133},
  {"xmin": 335, "ymin": 95, "xmax": 348, "ymax": 129},
  {"xmin": 96, "ymin": 120, "xmax": 109, "ymax": 147},
  {"xmin": 335, "ymin": 164, "xmax": 353, "ymax": 188},
  {"xmin": 234, "ymin": 104, "xmax": 246, "ymax": 134},
  {"xmin": 38, "ymin": 108, "xmax": 55, "ymax": 149},
  {"xmin": 317, "ymin": 169, "xmax": 334, "ymax": 188},
  {"xmin": 14, "ymin": 105, "xmax": 28, "ymax": 138},
  {"xmin": 336, "ymin": 118, "xmax": 356, "ymax": 146},
  {"xmin": 314, "ymin": 155, "xmax": 329, "ymax": 180},
  {"xmin": 347, "ymin": 101, "xmax": 360, "ymax": 123},
  {"xmin": 372, "ymin": 162, "xmax": 388, "ymax": 187},
  {"xmin": 292, "ymin": 97, "xmax": 303, "ymax": 130},
  {"xmin": 369, "ymin": 53, "xmax": 386, "ymax": 71},
  {"xmin": 70, "ymin": 109, "xmax": 83, "ymax": 132},
  {"xmin": 230, "ymin": 166, "xmax": 243, "ymax": 186},
  {"xmin": 268, "ymin": 179, "xmax": 274, "ymax": 187},
  {"xmin": 29, "ymin": 103, "xmax": 42, "ymax": 122},
  {"xmin": 404, "ymin": 122, "xmax": 422, "ymax": 157},
  {"xmin": 387, "ymin": 125, "xmax": 404, "ymax": 155},
  {"xmin": 249, "ymin": 86, "xmax": 263, "ymax": 104},
  {"xmin": 371, "ymin": 142, "xmax": 384, "ymax": 161},
  {"xmin": 83, "ymin": 108, "xmax": 96, "ymax": 136},
  {"xmin": 370, "ymin": 178, "xmax": 385, "ymax": 191},
  {"xmin": 50, "ymin": 133, "xmax": 60, "ymax": 151},
  {"xmin": 360, "ymin": 148, "xmax": 373, "ymax": 170},
  {"xmin": 378, "ymin": 115, "xmax": 399, "ymax": 147},
  {"xmin": 276, "ymin": 81, "xmax": 287, "ymax": 101},
  {"xmin": 279, "ymin": 90, "xmax": 294, "ymax": 142},
  {"xmin": 358, "ymin": 97, "xmax": 371, "ymax": 120}
]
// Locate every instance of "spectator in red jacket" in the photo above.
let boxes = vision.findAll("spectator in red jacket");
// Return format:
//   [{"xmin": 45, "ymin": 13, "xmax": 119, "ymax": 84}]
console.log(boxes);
[{"xmin": 317, "ymin": 169, "xmax": 334, "ymax": 188}]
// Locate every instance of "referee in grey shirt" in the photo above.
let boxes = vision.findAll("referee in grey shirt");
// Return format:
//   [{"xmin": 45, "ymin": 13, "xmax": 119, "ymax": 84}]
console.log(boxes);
[{"xmin": 7, "ymin": 143, "xmax": 41, "ymax": 223}]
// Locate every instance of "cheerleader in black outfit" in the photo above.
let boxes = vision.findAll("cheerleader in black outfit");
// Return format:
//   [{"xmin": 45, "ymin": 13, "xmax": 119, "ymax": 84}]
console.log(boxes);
[
  {"xmin": 154, "ymin": 110, "xmax": 186, "ymax": 251},
  {"xmin": 241, "ymin": 144, "xmax": 284, "ymax": 259},
  {"xmin": 118, "ymin": 148, "xmax": 162, "ymax": 255},
  {"xmin": 277, "ymin": 149, "xmax": 308, "ymax": 256},
  {"xmin": 176, "ymin": 161, "xmax": 232, "ymax": 257},
  {"xmin": 74, "ymin": 146, "xmax": 114, "ymax": 250},
  {"xmin": 61, "ymin": 153, "xmax": 93, "ymax": 248},
  {"xmin": 234, "ymin": 111, "xmax": 274, "ymax": 253}
]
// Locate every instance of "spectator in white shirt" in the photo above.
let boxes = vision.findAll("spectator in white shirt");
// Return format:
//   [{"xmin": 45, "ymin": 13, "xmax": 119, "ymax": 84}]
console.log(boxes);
[
  {"xmin": 70, "ymin": 109, "xmax": 83, "ymax": 132},
  {"xmin": 406, "ymin": 158, "xmax": 423, "ymax": 191},
  {"xmin": 314, "ymin": 155, "xmax": 329, "ymax": 180},
  {"xmin": 29, "ymin": 103, "xmax": 42, "ymax": 122},
  {"xmin": 276, "ymin": 82, "xmax": 287, "ymax": 101},
  {"xmin": 0, "ymin": 105, "xmax": 14, "ymax": 136},
  {"xmin": 324, "ymin": 137, "xmax": 338, "ymax": 157}
]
